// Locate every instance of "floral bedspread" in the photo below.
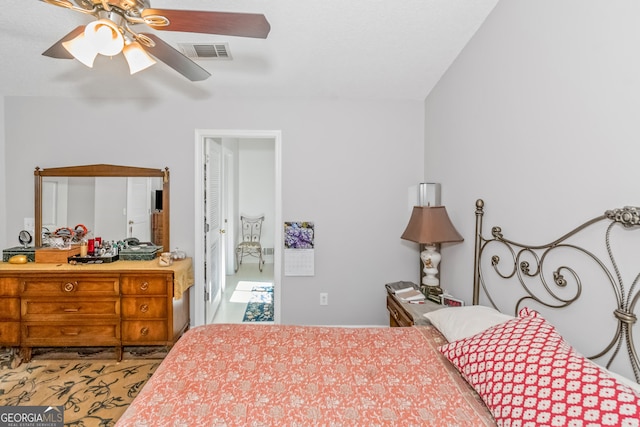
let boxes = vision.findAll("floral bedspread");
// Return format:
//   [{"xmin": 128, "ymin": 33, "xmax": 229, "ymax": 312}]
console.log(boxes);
[{"xmin": 116, "ymin": 324, "xmax": 495, "ymax": 427}]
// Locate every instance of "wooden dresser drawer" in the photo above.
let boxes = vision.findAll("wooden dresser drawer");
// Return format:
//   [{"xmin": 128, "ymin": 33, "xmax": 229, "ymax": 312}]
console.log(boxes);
[
  {"xmin": 387, "ymin": 295, "xmax": 413, "ymax": 327},
  {"xmin": 0, "ymin": 277, "xmax": 20, "ymax": 296},
  {"xmin": 0, "ymin": 322, "xmax": 20, "ymax": 345},
  {"xmin": 22, "ymin": 299, "xmax": 120, "ymax": 320},
  {"xmin": 122, "ymin": 320, "xmax": 168, "ymax": 342},
  {"xmin": 0, "ymin": 298, "xmax": 20, "ymax": 320},
  {"xmin": 121, "ymin": 275, "xmax": 169, "ymax": 295},
  {"xmin": 21, "ymin": 276, "xmax": 119, "ymax": 296},
  {"xmin": 22, "ymin": 322, "xmax": 120, "ymax": 346},
  {"xmin": 121, "ymin": 297, "xmax": 167, "ymax": 318}
]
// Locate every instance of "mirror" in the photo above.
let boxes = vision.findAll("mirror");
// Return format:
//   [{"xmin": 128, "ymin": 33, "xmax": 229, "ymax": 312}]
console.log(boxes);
[{"xmin": 34, "ymin": 164, "xmax": 170, "ymax": 252}]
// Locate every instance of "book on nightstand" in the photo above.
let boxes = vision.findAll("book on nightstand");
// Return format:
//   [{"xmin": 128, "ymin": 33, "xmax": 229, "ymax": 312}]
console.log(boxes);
[
  {"xmin": 385, "ymin": 281, "xmax": 419, "ymax": 295},
  {"xmin": 396, "ymin": 288, "xmax": 426, "ymax": 301}
]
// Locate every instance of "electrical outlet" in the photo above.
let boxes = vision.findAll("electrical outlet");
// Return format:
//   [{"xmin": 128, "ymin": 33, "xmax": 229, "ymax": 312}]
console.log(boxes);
[{"xmin": 319, "ymin": 292, "xmax": 328, "ymax": 306}]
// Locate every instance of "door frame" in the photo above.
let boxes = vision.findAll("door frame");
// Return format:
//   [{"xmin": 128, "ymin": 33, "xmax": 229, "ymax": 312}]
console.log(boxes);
[{"xmin": 193, "ymin": 129, "xmax": 282, "ymax": 326}]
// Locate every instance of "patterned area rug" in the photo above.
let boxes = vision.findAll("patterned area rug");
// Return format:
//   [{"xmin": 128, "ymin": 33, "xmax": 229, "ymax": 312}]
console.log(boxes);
[
  {"xmin": 242, "ymin": 283, "xmax": 274, "ymax": 322},
  {"xmin": 0, "ymin": 358, "xmax": 160, "ymax": 426},
  {"xmin": 1, "ymin": 346, "xmax": 168, "ymax": 370}
]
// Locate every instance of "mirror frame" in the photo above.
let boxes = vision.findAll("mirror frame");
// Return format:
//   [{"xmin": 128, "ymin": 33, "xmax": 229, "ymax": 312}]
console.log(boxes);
[{"xmin": 34, "ymin": 164, "xmax": 170, "ymax": 251}]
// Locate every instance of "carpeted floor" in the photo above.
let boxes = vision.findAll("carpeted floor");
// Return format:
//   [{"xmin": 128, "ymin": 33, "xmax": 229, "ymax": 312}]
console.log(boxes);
[
  {"xmin": 1, "ymin": 346, "xmax": 168, "ymax": 370},
  {"xmin": 0, "ymin": 357, "xmax": 160, "ymax": 427},
  {"xmin": 242, "ymin": 283, "xmax": 274, "ymax": 322}
]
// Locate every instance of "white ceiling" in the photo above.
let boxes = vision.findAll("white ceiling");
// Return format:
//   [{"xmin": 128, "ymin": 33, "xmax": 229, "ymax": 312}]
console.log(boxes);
[{"xmin": 0, "ymin": 0, "xmax": 499, "ymax": 100}]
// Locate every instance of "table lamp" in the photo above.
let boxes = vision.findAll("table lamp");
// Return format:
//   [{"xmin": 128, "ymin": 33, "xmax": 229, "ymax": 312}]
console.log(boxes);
[{"xmin": 401, "ymin": 206, "xmax": 464, "ymax": 299}]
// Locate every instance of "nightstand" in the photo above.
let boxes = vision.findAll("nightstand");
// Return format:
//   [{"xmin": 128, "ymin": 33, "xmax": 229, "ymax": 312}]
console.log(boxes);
[{"xmin": 387, "ymin": 289, "xmax": 443, "ymax": 327}]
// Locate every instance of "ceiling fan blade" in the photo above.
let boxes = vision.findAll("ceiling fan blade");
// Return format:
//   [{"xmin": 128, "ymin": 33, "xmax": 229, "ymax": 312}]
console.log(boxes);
[
  {"xmin": 141, "ymin": 9, "xmax": 271, "ymax": 39},
  {"xmin": 139, "ymin": 33, "xmax": 211, "ymax": 81},
  {"xmin": 42, "ymin": 25, "xmax": 85, "ymax": 59}
]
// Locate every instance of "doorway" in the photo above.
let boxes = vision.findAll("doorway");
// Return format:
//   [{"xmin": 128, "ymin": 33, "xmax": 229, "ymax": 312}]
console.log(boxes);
[{"xmin": 193, "ymin": 129, "xmax": 282, "ymax": 326}]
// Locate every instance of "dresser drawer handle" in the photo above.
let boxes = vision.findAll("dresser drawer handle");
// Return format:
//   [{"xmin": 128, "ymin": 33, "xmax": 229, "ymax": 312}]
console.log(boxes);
[
  {"xmin": 139, "ymin": 304, "xmax": 149, "ymax": 313},
  {"xmin": 139, "ymin": 282, "xmax": 149, "ymax": 291},
  {"xmin": 391, "ymin": 308, "xmax": 400, "ymax": 321},
  {"xmin": 62, "ymin": 307, "xmax": 80, "ymax": 312},
  {"xmin": 60, "ymin": 329, "xmax": 80, "ymax": 336},
  {"xmin": 63, "ymin": 282, "xmax": 78, "ymax": 292},
  {"xmin": 140, "ymin": 327, "xmax": 149, "ymax": 336}
]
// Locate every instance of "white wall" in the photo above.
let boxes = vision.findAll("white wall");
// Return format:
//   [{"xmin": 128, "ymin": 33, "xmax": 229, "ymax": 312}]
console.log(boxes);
[
  {"xmin": 424, "ymin": 0, "xmax": 640, "ymax": 379},
  {"xmin": 3, "ymin": 95, "xmax": 424, "ymax": 326},
  {"xmin": 238, "ymin": 139, "xmax": 275, "ymax": 263}
]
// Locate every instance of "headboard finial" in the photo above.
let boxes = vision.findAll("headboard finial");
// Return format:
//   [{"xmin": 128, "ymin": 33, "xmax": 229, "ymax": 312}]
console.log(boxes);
[{"xmin": 605, "ymin": 206, "xmax": 640, "ymax": 228}]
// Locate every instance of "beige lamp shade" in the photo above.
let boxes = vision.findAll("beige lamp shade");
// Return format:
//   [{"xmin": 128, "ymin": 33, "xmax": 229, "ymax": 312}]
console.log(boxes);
[{"xmin": 401, "ymin": 206, "xmax": 463, "ymax": 245}]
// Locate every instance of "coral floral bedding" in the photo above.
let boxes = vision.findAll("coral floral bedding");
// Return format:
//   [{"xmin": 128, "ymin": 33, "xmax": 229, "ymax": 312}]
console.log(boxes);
[{"xmin": 116, "ymin": 324, "xmax": 495, "ymax": 427}]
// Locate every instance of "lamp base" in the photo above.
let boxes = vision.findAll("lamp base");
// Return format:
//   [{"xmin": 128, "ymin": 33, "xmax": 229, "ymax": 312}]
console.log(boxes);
[{"xmin": 420, "ymin": 244, "xmax": 441, "ymax": 291}]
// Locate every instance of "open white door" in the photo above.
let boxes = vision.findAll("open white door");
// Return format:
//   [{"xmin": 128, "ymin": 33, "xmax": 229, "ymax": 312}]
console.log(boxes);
[
  {"xmin": 194, "ymin": 129, "xmax": 282, "ymax": 327},
  {"xmin": 204, "ymin": 139, "xmax": 224, "ymax": 323}
]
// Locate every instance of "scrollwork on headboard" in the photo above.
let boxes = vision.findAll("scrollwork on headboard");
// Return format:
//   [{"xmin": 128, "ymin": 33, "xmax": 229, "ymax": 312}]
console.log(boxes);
[{"xmin": 473, "ymin": 199, "xmax": 640, "ymax": 383}]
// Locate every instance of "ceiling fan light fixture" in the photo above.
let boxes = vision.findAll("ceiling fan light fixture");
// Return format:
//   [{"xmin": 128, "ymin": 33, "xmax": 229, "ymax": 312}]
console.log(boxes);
[
  {"xmin": 123, "ymin": 41, "xmax": 156, "ymax": 74},
  {"xmin": 62, "ymin": 32, "xmax": 98, "ymax": 67},
  {"xmin": 40, "ymin": 1, "xmax": 270, "ymax": 81},
  {"xmin": 61, "ymin": 18, "xmax": 125, "ymax": 67},
  {"xmin": 85, "ymin": 18, "xmax": 124, "ymax": 56}
]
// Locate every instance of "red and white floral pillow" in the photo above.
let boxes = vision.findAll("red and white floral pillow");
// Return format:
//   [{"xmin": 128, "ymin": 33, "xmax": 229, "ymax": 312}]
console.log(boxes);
[{"xmin": 439, "ymin": 307, "xmax": 640, "ymax": 427}]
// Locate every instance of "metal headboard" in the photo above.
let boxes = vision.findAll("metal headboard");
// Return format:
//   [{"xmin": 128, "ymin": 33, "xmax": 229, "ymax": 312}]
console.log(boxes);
[{"xmin": 472, "ymin": 198, "xmax": 640, "ymax": 383}]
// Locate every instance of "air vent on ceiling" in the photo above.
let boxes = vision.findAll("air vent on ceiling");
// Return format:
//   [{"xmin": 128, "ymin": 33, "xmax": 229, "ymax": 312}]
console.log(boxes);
[{"xmin": 177, "ymin": 43, "xmax": 232, "ymax": 60}]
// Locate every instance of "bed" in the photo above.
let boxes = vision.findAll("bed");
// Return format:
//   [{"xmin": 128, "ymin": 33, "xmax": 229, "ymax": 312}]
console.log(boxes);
[{"xmin": 116, "ymin": 199, "xmax": 640, "ymax": 427}]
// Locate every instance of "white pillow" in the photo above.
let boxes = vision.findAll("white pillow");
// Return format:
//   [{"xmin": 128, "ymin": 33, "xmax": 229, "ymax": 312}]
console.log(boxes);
[{"xmin": 423, "ymin": 305, "xmax": 514, "ymax": 342}]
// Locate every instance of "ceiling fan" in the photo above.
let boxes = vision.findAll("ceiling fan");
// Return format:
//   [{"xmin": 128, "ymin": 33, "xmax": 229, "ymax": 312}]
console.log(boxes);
[{"xmin": 40, "ymin": 0, "xmax": 271, "ymax": 81}]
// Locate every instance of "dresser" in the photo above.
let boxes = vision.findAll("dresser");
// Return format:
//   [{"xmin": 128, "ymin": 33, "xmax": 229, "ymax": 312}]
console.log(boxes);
[{"xmin": 0, "ymin": 259, "xmax": 193, "ymax": 361}]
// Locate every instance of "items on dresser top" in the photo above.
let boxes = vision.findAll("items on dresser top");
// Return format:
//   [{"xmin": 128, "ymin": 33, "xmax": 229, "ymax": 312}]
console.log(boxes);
[
  {"xmin": 117, "ymin": 243, "xmax": 163, "ymax": 261},
  {"xmin": 2, "ymin": 247, "xmax": 36, "ymax": 263},
  {"xmin": 395, "ymin": 288, "xmax": 425, "ymax": 301},
  {"xmin": 385, "ymin": 280, "xmax": 419, "ymax": 294}
]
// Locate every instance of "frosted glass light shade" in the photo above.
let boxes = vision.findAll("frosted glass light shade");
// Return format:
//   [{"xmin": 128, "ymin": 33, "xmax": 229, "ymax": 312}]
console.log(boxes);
[
  {"xmin": 62, "ymin": 18, "xmax": 124, "ymax": 67},
  {"xmin": 62, "ymin": 33, "xmax": 98, "ymax": 67},
  {"xmin": 123, "ymin": 41, "xmax": 156, "ymax": 74},
  {"xmin": 86, "ymin": 19, "xmax": 124, "ymax": 56}
]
